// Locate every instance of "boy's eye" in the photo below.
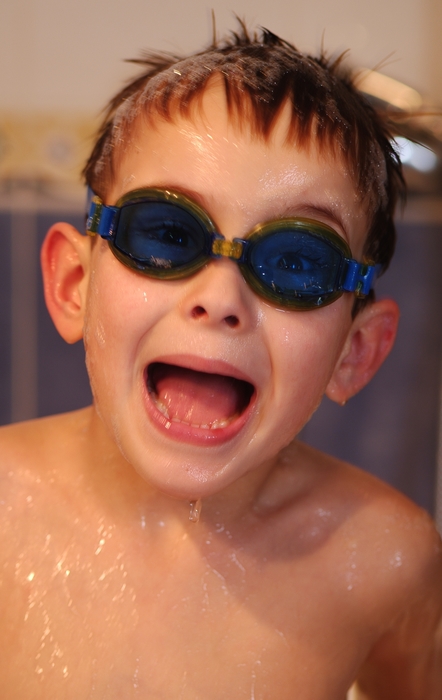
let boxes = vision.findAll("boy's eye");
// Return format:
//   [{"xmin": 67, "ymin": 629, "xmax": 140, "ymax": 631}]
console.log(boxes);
[
  {"xmin": 115, "ymin": 202, "xmax": 208, "ymax": 267},
  {"xmin": 154, "ymin": 222, "xmax": 191, "ymax": 247},
  {"xmin": 247, "ymin": 228, "xmax": 344, "ymax": 298},
  {"xmin": 250, "ymin": 231, "xmax": 331, "ymax": 277},
  {"xmin": 276, "ymin": 249, "xmax": 325, "ymax": 272},
  {"xmin": 124, "ymin": 221, "xmax": 200, "ymax": 261},
  {"xmin": 165, "ymin": 227, "xmax": 187, "ymax": 247}
]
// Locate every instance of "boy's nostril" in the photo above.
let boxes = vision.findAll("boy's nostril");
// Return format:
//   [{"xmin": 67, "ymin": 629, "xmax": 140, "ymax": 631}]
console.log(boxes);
[
  {"xmin": 225, "ymin": 315, "xmax": 239, "ymax": 328},
  {"xmin": 192, "ymin": 305, "xmax": 206, "ymax": 319},
  {"xmin": 190, "ymin": 306, "xmax": 239, "ymax": 328}
]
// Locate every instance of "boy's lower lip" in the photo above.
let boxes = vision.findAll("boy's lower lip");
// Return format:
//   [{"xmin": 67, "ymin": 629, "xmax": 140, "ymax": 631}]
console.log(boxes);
[{"xmin": 142, "ymin": 360, "xmax": 256, "ymax": 446}]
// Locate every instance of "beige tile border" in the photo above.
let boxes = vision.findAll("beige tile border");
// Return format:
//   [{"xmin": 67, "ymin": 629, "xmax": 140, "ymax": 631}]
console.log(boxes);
[{"xmin": 0, "ymin": 112, "xmax": 97, "ymax": 186}]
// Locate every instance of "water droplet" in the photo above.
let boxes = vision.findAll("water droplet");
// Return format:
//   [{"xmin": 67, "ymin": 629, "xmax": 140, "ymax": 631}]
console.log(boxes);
[
  {"xmin": 390, "ymin": 551, "xmax": 403, "ymax": 568},
  {"xmin": 317, "ymin": 508, "xmax": 331, "ymax": 519},
  {"xmin": 189, "ymin": 498, "xmax": 202, "ymax": 523},
  {"xmin": 230, "ymin": 553, "xmax": 246, "ymax": 572}
]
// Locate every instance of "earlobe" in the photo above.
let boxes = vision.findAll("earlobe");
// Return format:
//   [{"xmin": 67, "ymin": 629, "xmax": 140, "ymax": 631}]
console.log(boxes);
[
  {"xmin": 41, "ymin": 222, "xmax": 91, "ymax": 344},
  {"xmin": 326, "ymin": 298, "xmax": 400, "ymax": 405}
]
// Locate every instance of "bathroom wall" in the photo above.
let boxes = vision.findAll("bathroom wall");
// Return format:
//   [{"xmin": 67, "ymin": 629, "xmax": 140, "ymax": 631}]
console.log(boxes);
[{"xmin": 1, "ymin": 0, "xmax": 440, "ymax": 113}]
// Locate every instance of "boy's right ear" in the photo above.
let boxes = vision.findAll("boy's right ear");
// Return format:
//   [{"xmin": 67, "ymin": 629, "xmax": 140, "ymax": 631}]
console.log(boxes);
[{"xmin": 41, "ymin": 222, "xmax": 91, "ymax": 344}]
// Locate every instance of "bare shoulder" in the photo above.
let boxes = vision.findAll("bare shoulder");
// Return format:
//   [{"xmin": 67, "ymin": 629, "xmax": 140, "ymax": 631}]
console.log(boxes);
[
  {"xmin": 0, "ymin": 409, "xmax": 93, "ymax": 552},
  {"xmin": 0, "ymin": 407, "xmax": 94, "ymax": 485},
  {"xmin": 0, "ymin": 409, "xmax": 91, "ymax": 463},
  {"xmin": 258, "ymin": 440, "xmax": 442, "ymax": 615}
]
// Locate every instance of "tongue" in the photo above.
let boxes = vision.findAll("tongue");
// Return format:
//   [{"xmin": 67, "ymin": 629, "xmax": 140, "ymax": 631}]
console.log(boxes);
[{"xmin": 151, "ymin": 363, "xmax": 249, "ymax": 426}]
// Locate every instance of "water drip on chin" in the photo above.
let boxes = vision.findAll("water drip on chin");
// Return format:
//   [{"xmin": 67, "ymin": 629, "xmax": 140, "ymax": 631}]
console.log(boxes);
[{"xmin": 189, "ymin": 498, "xmax": 202, "ymax": 522}]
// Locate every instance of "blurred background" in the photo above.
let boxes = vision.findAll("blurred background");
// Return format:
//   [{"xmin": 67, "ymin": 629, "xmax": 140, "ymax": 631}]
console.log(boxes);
[{"xmin": 0, "ymin": 0, "xmax": 441, "ymax": 529}]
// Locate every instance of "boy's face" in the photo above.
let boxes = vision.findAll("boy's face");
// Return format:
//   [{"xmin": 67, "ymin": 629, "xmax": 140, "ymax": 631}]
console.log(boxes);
[{"xmin": 83, "ymin": 83, "xmax": 369, "ymax": 500}]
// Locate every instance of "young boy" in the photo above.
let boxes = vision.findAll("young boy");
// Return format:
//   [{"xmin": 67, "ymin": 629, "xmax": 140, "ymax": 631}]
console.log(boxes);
[{"xmin": 0, "ymin": 26, "xmax": 441, "ymax": 699}]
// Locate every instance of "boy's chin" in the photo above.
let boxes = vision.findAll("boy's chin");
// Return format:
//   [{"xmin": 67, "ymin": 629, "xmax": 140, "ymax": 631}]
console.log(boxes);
[
  {"xmin": 92, "ymin": 396, "xmax": 264, "ymax": 505},
  {"xmin": 124, "ymin": 440, "xmax": 253, "ymax": 502}
]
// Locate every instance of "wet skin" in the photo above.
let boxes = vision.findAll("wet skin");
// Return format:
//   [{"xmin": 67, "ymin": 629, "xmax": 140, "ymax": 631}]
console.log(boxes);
[{"xmin": 0, "ymin": 85, "xmax": 441, "ymax": 698}]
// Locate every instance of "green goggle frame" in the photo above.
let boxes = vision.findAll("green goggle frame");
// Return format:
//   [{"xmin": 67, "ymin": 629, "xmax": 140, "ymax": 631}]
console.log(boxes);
[{"xmin": 86, "ymin": 187, "xmax": 377, "ymax": 310}]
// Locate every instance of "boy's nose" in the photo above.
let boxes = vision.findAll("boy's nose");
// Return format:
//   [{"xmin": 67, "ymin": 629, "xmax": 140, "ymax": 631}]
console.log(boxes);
[{"xmin": 180, "ymin": 258, "xmax": 256, "ymax": 331}]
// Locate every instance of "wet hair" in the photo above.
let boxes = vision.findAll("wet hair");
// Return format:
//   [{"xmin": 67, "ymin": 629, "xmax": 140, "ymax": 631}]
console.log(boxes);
[{"xmin": 83, "ymin": 23, "xmax": 405, "ymax": 286}]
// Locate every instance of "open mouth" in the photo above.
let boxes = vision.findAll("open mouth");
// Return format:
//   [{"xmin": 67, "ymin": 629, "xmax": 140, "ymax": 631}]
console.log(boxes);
[{"xmin": 146, "ymin": 362, "xmax": 255, "ymax": 431}]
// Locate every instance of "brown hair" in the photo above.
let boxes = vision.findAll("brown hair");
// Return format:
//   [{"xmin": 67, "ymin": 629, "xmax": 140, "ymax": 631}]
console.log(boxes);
[{"xmin": 83, "ymin": 23, "xmax": 405, "ymax": 279}]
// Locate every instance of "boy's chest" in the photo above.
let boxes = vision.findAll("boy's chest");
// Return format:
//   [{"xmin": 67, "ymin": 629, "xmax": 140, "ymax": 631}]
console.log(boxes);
[{"xmin": 1, "ymin": 534, "xmax": 368, "ymax": 699}]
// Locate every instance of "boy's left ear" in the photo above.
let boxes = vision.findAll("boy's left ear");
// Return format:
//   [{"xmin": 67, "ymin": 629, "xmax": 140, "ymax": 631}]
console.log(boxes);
[{"xmin": 326, "ymin": 298, "xmax": 399, "ymax": 405}]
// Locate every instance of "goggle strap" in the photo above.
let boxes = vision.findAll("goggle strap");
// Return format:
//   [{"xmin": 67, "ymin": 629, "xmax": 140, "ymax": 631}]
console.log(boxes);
[
  {"xmin": 342, "ymin": 260, "xmax": 377, "ymax": 296},
  {"xmin": 86, "ymin": 196, "xmax": 117, "ymax": 240}
]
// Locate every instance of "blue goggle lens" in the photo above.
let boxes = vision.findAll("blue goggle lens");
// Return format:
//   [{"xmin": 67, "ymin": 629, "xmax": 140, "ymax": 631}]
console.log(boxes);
[
  {"xmin": 115, "ymin": 201, "xmax": 210, "ymax": 272},
  {"xmin": 244, "ymin": 227, "xmax": 345, "ymax": 305}
]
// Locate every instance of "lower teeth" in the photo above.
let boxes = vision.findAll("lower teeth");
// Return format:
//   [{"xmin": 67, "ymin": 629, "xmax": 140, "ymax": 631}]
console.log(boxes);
[
  {"xmin": 151, "ymin": 394, "xmax": 235, "ymax": 430},
  {"xmin": 156, "ymin": 400, "xmax": 169, "ymax": 417},
  {"xmin": 209, "ymin": 418, "xmax": 231, "ymax": 429}
]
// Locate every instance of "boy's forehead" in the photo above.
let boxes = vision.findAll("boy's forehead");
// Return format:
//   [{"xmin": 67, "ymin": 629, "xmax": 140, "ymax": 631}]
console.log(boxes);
[
  {"xmin": 123, "ymin": 81, "xmax": 343, "ymax": 165},
  {"xmin": 117, "ymin": 83, "xmax": 348, "ymax": 180}
]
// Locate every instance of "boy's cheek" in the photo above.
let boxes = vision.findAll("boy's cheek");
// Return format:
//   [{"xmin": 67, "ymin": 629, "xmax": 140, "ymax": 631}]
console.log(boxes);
[
  {"xmin": 251, "ymin": 300, "xmax": 354, "ymax": 438},
  {"xmin": 82, "ymin": 256, "xmax": 148, "ymax": 404},
  {"xmin": 270, "ymin": 299, "xmax": 353, "ymax": 381}
]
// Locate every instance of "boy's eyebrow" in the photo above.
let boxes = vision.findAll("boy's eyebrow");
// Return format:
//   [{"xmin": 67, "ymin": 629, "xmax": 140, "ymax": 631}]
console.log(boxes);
[
  {"xmin": 281, "ymin": 203, "xmax": 351, "ymax": 243},
  {"xmin": 151, "ymin": 184, "xmax": 213, "ymax": 212},
  {"xmin": 142, "ymin": 184, "xmax": 351, "ymax": 243}
]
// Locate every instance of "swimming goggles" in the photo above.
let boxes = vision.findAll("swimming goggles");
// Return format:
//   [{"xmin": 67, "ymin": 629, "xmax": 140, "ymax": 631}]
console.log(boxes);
[{"xmin": 86, "ymin": 187, "xmax": 377, "ymax": 310}]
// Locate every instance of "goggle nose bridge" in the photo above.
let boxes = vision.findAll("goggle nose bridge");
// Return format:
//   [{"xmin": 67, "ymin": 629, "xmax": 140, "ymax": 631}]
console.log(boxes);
[{"xmin": 210, "ymin": 235, "xmax": 247, "ymax": 263}]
